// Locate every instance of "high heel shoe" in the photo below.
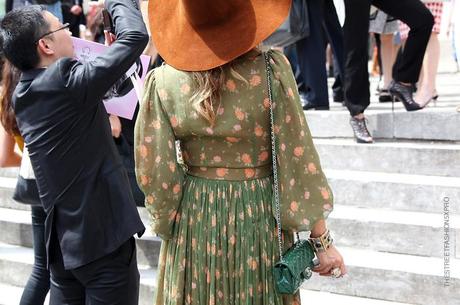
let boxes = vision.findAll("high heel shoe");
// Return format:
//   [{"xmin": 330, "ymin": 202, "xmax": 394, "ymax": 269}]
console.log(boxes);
[{"xmin": 388, "ymin": 80, "xmax": 423, "ymax": 111}]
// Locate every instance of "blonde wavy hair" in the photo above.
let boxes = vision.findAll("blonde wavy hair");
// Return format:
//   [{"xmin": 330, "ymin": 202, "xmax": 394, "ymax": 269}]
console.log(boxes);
[{"xmin": 190, "ymin": 56, "xmax": 251, "ymax": 126}]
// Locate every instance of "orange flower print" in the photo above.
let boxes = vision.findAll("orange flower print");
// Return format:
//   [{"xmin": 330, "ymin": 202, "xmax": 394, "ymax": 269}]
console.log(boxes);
[
  {"xmin": 226, "ymin": 137, "xmax": 240, "ymax": 143},
  {"xmin": 140, "ymin": 175, "xmax": 149, "ymax": 186},
  {"xmin": 213, "ymin": 155, "xmax": 222, "ymax": 162},
  {"xmin": 281, "ymin": 143, "xmax": 286, "ymax": 151},
  {"xmin": 206, "ymin": 127, "xmax": 214, "ymax": 135},
  {"xmin": 233, "ymin": 124, "xmax": 242, "ymax": 132},
  {"xmin": 234, "ymin": 107, "xmax": 245, "ymax": 121},
  {"xmin": 180, "ymin": 83, "xmax": 190, "ymax": 94},
  {"xmin": 211, "ymin": 215, "xmax": 217, "ymax": 227},
  {"xmin": 302, "ymin": 218, "xmax": 310, "ymax": 226},
  {"xmin": 300, "ymin": 130, "xmax": 305, "ymax": 137},
  {"xmin": 287, "ymin": 87, "xmax": 294, "ymax": 98},
  {"xmin": 245, "ymin": 168, "xmax": 255, "ymax": 178},
  {"xmin": 139, "ymin": 145, "xmax": 148, "ymax": 158},
  {"xmin": 173, "ymin": 184, "xmax": 181, "ymax": 194},
  {"xmin": 229, "ymin": 235, "xmax": 236, "ymax": 245},
  {"xmin": 308, "ymin": 162, "xmax": 317, "ymax": 173},
  {"xmin": 162, "ymin": 182, "xmax": 168, "ymax": 190},
  {"xmin": 254, "ymin": 124, "xmax": 264, "ymax": 137},
  {"xmin": 217, "ymin": 107, "xmax": 225, "ymax": 115},
  {"xmin": 216, "ymin": 168, "xmax": 229, "ymax": 177},
  {"xmin": 263, "ymin": 97, "xmax": 270, "ymax": 109},
  {"xmin": 151, "ymin": 120, "xmax": 161, "ymax": 130},
  {"xmin": 258, "ymin": 151, "xmax": 269, "ymax": 162},
  {"xmin": 293, "ymin": 146, "xmax": 304, "ymax": 157},
  {"xmin": 146, "ymin": 195, "xmax": 154, "ymax": 205},
  {"xmin": 323, "ymin": 203, "xmax": 333, "ymax": 211},
  {"xmin": 158, "ymin": 89, "xmax": 169, "ymax": 100},
  {"xmin": 168, "ymin": 162, "xmax": 176, "ymax": 172},
  {"xmin": 304, "ymin": 191, "xmax": 310, "ymax": 199},
  {"xmin": 200, "ymin": 153, "xmax": 206, "ymax": 161},
  {"xmin": 285, "ymin": 115, "xmax": 291, "ymax": 123},
  {"xmin": 289, "ymin": 178, "xmax": 295, "ymax": 186},
  {"xmin": 290, "ymin": 201, "xmax": 299, "ymax": 212},
  {"xmin": 168, "ymin": 210, "xmax": 177, "ymax": 221},
  {"xmin": 144, "ymin": 136, "xmax": 152, "ymax": 143},
  {"xmin": 226, "ymin": 79, "xmax": 236, "ymax": 92},
  {"xmin": 155, "ymin": 155, "xmax": 161, "ymax": 163},
  {"xmin": 249, "ymin": 74, "xmax": 261, "ymax": 87},
  {"xmin": 170, "ymin": 115, "xmax": 179, "ymax": 128},
  {"xmin": 241, "ymin": 153, "xmax": 252, "ymax": 164},
  {"xmin": 215, "ymin": 270, "xmax": 221, "ymax": 280},
  {"xmin": 320, "ymin": 187, "xmax": 330, "ymax": 200}
]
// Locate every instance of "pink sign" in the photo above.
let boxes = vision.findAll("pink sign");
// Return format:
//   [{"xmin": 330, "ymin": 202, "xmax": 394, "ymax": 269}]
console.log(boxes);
[{"xmin": 72, "ymin": 37, "xmax": 150, "ymax": 120}]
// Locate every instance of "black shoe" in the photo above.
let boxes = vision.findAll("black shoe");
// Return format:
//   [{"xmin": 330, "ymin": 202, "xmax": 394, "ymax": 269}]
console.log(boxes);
[
  {"xmin": 378, "ymin": 89, "xmax": 394, "ymax": 103},
  {"xmin": 350, "ymin": 116, "xmax": 373, "ymax": 143},
  {"xmin": 388, "ymin": 80, "xmax": 423, "ymax": 111},
  {"xmin": 333, "ymin": 91, "xmax": 344, "ymax": 103},
  {"xmin": 303, "ymin": 101, "xmax": 330, "ymax": 111}
]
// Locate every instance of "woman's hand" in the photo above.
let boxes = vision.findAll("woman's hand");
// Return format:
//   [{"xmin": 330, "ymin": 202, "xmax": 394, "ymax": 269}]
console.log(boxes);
[
  {"xmin": 109, "ymin": 115, "xmax": 122, "ymax": 138},
  {"xmin": 312, "ymin": 244, "xmax": 347, "ymax": 277}
]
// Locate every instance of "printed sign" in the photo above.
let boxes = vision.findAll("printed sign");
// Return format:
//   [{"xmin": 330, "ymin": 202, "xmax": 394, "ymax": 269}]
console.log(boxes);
[{"xmin": 72, "ymin": 37, "xmax": 150, "ymax": 120}]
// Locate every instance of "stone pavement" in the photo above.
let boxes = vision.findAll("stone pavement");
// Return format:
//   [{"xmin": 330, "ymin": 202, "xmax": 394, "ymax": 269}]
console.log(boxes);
[{"xmin": 0, "ymin": 38, "xmax": 459, "ymax": 305}]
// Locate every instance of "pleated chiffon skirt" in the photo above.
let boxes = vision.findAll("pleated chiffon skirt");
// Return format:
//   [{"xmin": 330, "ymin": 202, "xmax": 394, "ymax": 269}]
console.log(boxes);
[{"xmin": 154, "ymin": 174, "xmax": 301, "ymax": 305}]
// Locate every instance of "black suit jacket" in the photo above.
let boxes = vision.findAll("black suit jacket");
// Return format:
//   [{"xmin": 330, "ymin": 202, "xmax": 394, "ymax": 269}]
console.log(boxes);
[{"xmin": 13, "ymin": 0, "xmax": 148, "ymax": 269}]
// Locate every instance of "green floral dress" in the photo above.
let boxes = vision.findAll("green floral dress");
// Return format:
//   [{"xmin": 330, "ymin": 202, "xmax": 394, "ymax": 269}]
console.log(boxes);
[{"xmin": 135, "ymin": 49, "xmax": 334, "ymax": 305}]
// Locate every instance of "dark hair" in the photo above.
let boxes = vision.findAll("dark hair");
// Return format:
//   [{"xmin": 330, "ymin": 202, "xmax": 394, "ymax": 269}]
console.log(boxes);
[
  {"xmin": 0, "ymin": 59, "xmax": 21, "ymax": 135},
  {"xmin": 0, "ymin": 5, "xmax": 50, "ymax": 71}
]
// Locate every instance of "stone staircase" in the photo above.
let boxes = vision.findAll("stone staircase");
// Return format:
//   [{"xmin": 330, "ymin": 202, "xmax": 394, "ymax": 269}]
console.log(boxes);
[{"xmin": 1, "ymin": 51, "xmax": 459, "ymax": 305}]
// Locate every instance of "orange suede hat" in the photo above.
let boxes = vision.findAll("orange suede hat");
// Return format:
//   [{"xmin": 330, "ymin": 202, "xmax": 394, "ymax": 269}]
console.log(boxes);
[{"xmin": 148, "ymin": 0, "xmax": 292, "ymax": 71}]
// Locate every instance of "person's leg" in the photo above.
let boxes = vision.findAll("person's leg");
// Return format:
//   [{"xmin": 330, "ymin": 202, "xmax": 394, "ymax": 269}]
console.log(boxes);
[
  {"xmin": 414, "ymin": 32, "xmax": 440, "ymax": 106},
  {"xmin": 343, "ymin": 0, "xmax": 372, "ymax": 116},
  {"xmin": 284, "ymin": 44, "xmax": 309, "ymax": 105},
  {"xmin": 49, "ymin": 244, "xmax": 85, "ymax": 305},
  {"xmin": 296, "ymin": 0, "xmax": 330, "ymax": 109},
  {"xmin": 373, "ymin": 0, "xmax": 434, "ymax": 84},
  {"xmin": 323, "ymin": 0, "xmax": 345, "ymax": 103},
  {"xmin": 72, "ymin": 238, "xmax": 140, "ymax": 305},
  {"xmin": 380, "ymin": 33, "xmax": 397, "ymax": 89},
  {"xmin": 19, "ymin": 206, "xmax": 50, "ymax": 305}
]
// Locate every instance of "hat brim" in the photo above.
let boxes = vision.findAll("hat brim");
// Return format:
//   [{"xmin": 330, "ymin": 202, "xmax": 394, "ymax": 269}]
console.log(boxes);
[{"xmin": 149, "ymin": 0, "xmax": 292, "ymax": 71}]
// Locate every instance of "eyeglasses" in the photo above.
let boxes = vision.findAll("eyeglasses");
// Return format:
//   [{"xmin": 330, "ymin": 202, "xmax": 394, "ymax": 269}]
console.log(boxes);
[{"xmin": 35, "ymin": 23, "xmax": 70, "ymax": 45}]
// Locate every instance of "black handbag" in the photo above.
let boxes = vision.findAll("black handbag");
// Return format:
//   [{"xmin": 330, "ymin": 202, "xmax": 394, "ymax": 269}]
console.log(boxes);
[
  {"xmin": 263, "ymin": 0, "xmax": 310, "ymax": 48},
  {"xmin": 13, "ymin": 176, "xmax": 41, "ymax": 206}
]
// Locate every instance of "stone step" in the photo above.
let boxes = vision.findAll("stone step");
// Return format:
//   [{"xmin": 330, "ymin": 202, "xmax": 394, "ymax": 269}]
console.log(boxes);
[
  {"xmin": 0, "ymin": 207, "xmax": 161, "ymax": 268},
  {"xmin": 0, "ymin": 168, "xmax": 18, "ymax": 179},
  {"xmin": 325, "ymin": 169, "xmax": 460, "ymax": 214},
  {"xmin": 325, "ymin": 205, "xmax": 460, "ymax": 259},
  {"xmin": 0, "ymin": 176, "xmax": 30, "ymax": 211},
  {"xmin": 2, "ymin": 204, "xmax": 459, "ymax": 263},
  {"xmin": 0, "ymin": 282, "xmax": 416, "ymax": 305},
  {"xmin": 314, "ymin": 139, "xmax": 460, "ymax": 177},
  {"xmin": 305, "ymin": 107, "xmax": 460, "ymax": 141},
  {"xmin": 1, "ymin": 242, "xmax": 458, "ymax": 305}
]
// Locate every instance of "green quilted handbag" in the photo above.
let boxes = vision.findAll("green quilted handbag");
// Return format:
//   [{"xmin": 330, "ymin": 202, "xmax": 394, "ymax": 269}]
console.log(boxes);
[{"xmin": 264, "ymin": 52, "xmax": 318, "ymax": 295}]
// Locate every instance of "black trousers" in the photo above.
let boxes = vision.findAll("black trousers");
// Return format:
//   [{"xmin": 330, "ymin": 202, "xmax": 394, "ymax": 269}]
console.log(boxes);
[
  {"xmin": 343, "ymin": 0, "xmax": 434, "ymax": 115},
  {"xmin": 49, "ymin": 238, "xmax": 140, "ymax": 305},
  {"xmin": 20, "ymin": 206, "xmax": 50, "ymax": 305},
  {"xmin": 292, "ymin": 0, "xmax": 344, "ymax": 106}
]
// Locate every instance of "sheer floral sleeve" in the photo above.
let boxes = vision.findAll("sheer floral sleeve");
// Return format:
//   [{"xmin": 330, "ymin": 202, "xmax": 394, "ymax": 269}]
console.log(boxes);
[
  {"xmin": 135, "ymin": 70, "xmax": 185, "ymax": 240},
  {"xmin": 268, "ymin": 50, "xmax": 334, "ymax": 232}
]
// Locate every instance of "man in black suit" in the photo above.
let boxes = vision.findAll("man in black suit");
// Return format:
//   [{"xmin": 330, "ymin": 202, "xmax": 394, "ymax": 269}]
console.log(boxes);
[{"xmin": 0, "ymin": 0, "xmax": 148, "ymax": 303}]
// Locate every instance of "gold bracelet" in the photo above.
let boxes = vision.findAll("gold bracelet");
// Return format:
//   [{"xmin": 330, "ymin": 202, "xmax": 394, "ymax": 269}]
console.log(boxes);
[{"xmin": 308, "ymin": 229, "xmax": 333, "ymax": 253}]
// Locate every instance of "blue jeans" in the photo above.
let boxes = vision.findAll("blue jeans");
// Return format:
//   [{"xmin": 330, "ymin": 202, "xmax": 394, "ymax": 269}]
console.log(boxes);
[{"xmin": 44, "ymin": 1, "xmax": 63, "ymax": 23}]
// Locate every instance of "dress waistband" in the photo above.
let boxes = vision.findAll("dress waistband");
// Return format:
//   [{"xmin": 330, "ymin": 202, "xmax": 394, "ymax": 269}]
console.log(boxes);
[{"xmin": 186, "ymin": 165, "xmax": 272, "ymax": 181}]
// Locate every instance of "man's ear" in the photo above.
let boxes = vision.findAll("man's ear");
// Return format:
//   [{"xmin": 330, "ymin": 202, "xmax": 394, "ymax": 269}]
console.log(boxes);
[{"xmin": 37, "ymin": 39, "xmax": 54, "ymax": 56}]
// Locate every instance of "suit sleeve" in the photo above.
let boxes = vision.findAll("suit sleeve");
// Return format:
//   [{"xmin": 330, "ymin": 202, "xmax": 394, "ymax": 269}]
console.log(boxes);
[
  {"xmin": 268, "ymin": 50, "xmax": 334, "ymax": 232},
  {"xmin": 60, "ymin": 0, "xmax": 149, "ymax": 106},
  {"xmin": 134, "ymin": 70, "xmax": 185, "ymax": 240}
]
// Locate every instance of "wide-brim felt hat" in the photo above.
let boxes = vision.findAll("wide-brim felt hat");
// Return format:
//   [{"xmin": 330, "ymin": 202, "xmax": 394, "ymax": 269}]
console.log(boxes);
[{"xmin": 148, "ymin": 0, "xmax": 292, "ymax": 71}]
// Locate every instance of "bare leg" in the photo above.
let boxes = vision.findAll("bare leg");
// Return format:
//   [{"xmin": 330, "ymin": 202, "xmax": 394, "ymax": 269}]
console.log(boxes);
[
  {"xmin": 380, "ymin": 34, "xmax": 397, "ymax": 89},
  {"xmin": 415, "ymin": 32, "xmax": 440, "ymax": 106}
]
